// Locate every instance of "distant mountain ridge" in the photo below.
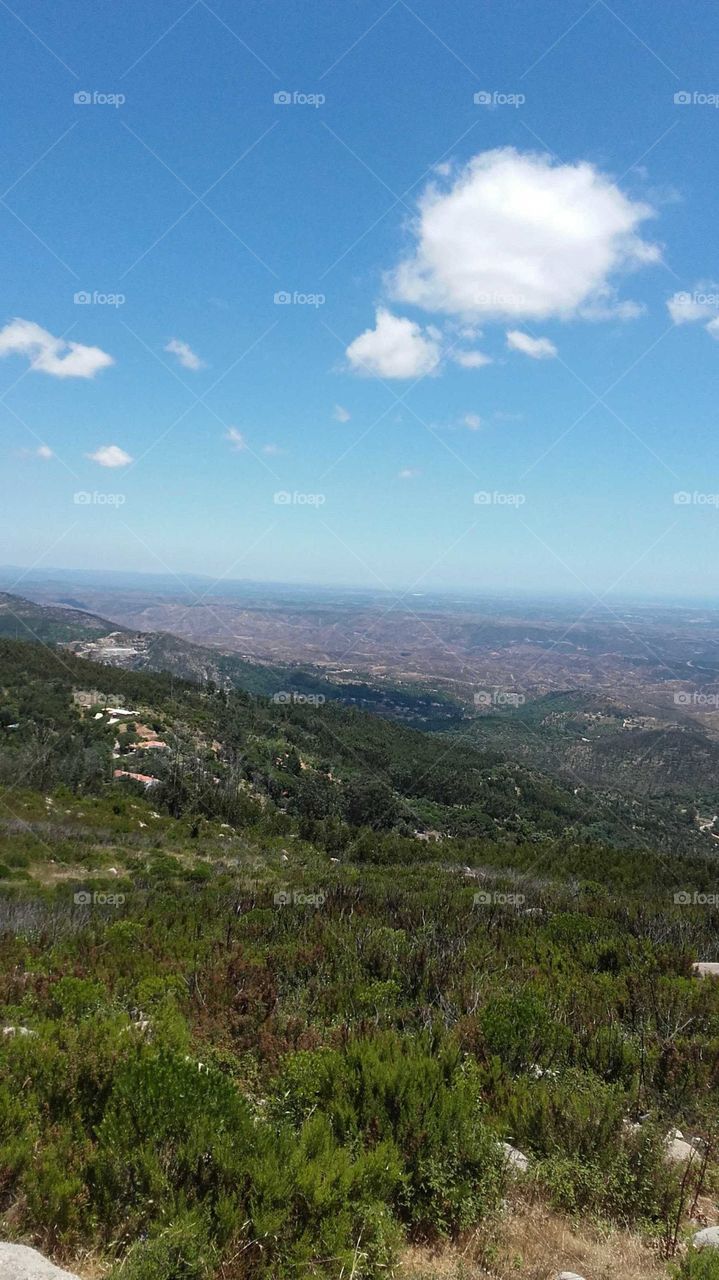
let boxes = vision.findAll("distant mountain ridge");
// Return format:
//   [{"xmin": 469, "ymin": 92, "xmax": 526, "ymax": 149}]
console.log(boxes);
[{"xmin": 0, "ymin": 591, "xmax": 463, "ymax": 727}]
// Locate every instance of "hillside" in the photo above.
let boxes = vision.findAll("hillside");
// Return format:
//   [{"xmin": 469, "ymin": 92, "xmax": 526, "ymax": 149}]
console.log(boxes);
[
  {"xmin": 455, "ymin": 689, "xmax": 719, "ymax": 802},
  {"xmin": 0, "ymin": 635, "xmax": 715, "ymax": 859},
  {"xmin": 1, "ymin": 636, "xmax": 719, "ymax": 1279},
  {"xmin": 0, "ymin": 590, "xmax": 463, "ymax": 727}
]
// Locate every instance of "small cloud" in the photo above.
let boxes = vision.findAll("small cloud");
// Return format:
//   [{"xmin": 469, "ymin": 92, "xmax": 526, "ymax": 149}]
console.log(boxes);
[
  {"xmin": 262, "ymin": 443, "xmax": 284, "ymax": 455},
  {"xmin": 165, "ymin": 338, "xmax": 204, "ymax": 370},
  {"xmin": 462, "ymin": 413, "xmax": 482, "ymax": 431},
  {"xmin": 87, "ymin": 444, "xmax": 132, "ymax": 468},
  {"xmin": 346, "ymin": 308, "xmax": 441, "ymax": 379},
  {"xmin": 398, "ymin": 466, "xmax": 421, "ymax": 479},
  {"xmin": 36, "ymin": 444, "xmax": 54, "ymax": 459},
  {"xmin": 0, "ymin": 318, "xmax": 113, "ymax": 379},
  {"xmin": 454, "ymin": 350, "xmax": 493, "ymax": 368},
  {"xmin": 333, "ymin": 404, "xmax": 351, "ymax": 423},
  {"xmin": 579, "ymin": 292, "xmax": 644, "ymax": 321},
  {"xmin": 667, "ymin": 286, "xmax": 719, "ymax": 326},
  {"xmin": 706, "ymin": 317, "xmax": 719, "ymax": 340},
  {"xmin": 506, "ymin": 330, "xmax": 557, "ymax": 360},
  {"xmin": 225, "ymin": 427, "xmax": 247, "ymax": 452}
]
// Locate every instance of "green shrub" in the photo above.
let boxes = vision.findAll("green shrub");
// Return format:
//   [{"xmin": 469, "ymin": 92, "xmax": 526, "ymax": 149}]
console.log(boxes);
[
  {"xmin": 674, "ymin": 1249, "xmax": 719, "ymax": 1279},
  {"xmin": 271, "ymin": 1032, "xmax": 506, "ymax": 1237}
]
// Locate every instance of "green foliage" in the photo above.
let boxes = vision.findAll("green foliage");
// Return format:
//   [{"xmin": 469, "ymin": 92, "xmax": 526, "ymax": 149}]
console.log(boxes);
[
  {"xmin": 1, "ymin": 634, "xmax": 719, "ymax": 1276},
  {"xmin": 675, "ymin": 1250, "xmax": 719, "ymax": 1279}
]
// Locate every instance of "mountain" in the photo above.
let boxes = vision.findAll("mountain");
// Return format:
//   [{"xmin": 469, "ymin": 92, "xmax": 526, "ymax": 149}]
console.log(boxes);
[
  {"xmin": 0, "ymin": 591, "xmax": 463, "ymax": 727},
  {"xmin": 454, "ymin": 689, "xmax": 719, "ymax": 800},
  {"xmin": 0, "ymin": 632, "xmax": 714, "ymax": 859}
]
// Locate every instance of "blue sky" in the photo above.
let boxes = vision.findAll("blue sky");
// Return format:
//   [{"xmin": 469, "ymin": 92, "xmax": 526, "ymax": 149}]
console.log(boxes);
[{"xmin": 1, "ymin": 0, "xmax": 718, "ymax": 598}]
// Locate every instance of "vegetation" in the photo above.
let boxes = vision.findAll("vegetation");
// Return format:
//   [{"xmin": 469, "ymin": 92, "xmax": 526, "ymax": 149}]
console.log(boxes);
[{"xmin": 0, "ymin": 636, "xmax": 718, "ymax": 1277}]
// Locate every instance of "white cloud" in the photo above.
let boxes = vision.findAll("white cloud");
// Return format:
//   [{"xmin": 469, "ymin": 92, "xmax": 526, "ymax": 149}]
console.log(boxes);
[
  {"xmin": 87, "ymin": 444, "xmax": 132, "ymax": 468},
  {"xmin": 262, "ymin": 443, "xmax": 284, "ymax": 455},
  {"xmin": 462, "ymin": 413, "xmax": 482, "ymax": 431},
  {"xmin": 506, "ymin": 330, "xmax": 557, "ymax": 360},
  {"xmin": 225, "ymin": 427, "xmax": 247, "ymax": 451},
  {"xmin": 36, "ymin": 444, "xmax": 54, "ymax": 459},
  {"xmin": 454, "ymin": 349, "xmax": 493, "ymax": 368},
  {"xmin": 0, "ymin": 318, "xmax": 113, "ymax": 379},
  {"xmin": 706, "ymin": 317, "xmax": 719, "ymax": 340},
  {"xmin": 398, "ymin": 467, "xmax": 421, "ymax": 479},
  {"xmin": 579, "ymin": 292, "xmax": 645, "ymax": 321},
  {"xmin": 388, "ymin": 148, "xmax": 657, "ymax": 322},
  {"xmin": 667, "ymin": 287, "xmax": 719, "ymax": 326},
  {"xmin": 333, "ymin": 404, "xmax": 351, "ymax": 422},
  {"xmin": 346, "ymin": 308, "xmax": 441, "ymax": 379},
  {"xmin": 165, "ymin": 338, "xmax": 204, "ymax": 370}
]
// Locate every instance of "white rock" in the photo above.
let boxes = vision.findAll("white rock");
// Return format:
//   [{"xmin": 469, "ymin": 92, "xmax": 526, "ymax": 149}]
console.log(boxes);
[
  {"xmin": 501, "ymin": 1141, "xmax": 529, "ymax": 1173},
  {"xmin": 693, "ymin": 962, "xmax": 719, "ymax": 978},
  {"xmin": 0, "ymin": 1243, "xmax": 81, "ymax": 1278},
  {"xmin": 694, "ymin": 1226, "xmax": 719, "ymax": 1249},
  {"xmin": 556, "ymin": 1273, "xmax": 586, "ymax": 1279},
  {"xmin": 2, "ymin": 1026, "xmax": 37, "ymax": 1038},
  {"xmin": 665, "ymin": 1133, "xmax": 698, "ymax": 1164}
]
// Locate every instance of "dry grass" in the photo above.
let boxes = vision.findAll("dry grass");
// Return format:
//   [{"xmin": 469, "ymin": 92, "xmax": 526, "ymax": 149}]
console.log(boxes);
[{"xmin": 398, "ymin": 1203, "xmax": 671, "ymax": 1280}]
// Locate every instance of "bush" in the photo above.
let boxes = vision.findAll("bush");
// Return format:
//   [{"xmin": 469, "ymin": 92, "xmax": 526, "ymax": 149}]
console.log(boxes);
[
  {"xmin": 271, "ymin": 1032, "xmax": 506, "ymax": 1237},
  {"xmin": 675, "ymin": 1250, "xmax": 719, "ymax": 1279}
]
